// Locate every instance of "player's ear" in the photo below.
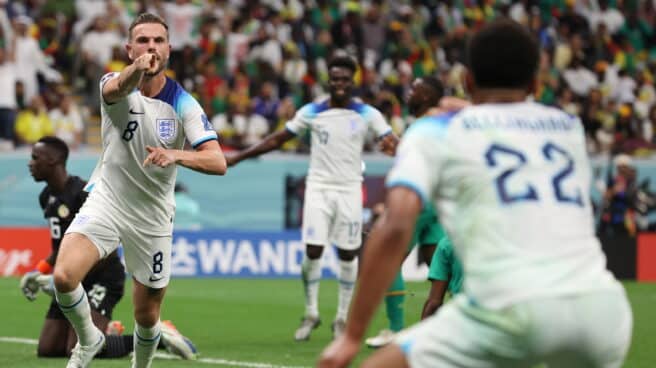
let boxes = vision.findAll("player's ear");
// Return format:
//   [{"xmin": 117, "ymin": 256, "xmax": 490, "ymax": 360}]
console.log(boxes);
[{"xmin": 125, "ymin": 43, "xmax": 133, "ymax": 60}]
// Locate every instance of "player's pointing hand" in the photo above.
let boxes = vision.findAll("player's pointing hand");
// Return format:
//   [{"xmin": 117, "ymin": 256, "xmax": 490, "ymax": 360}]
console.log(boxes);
[
  {"xmin": 134, "ymin": 53, "xmax": 156, "ymax": 72},
  {"xmin": 143, "ymin": 146, "xmax": 176, "ymax": 168}
]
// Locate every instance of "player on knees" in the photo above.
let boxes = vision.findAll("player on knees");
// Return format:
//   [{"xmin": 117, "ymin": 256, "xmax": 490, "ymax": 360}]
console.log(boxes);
[
  {"xmin": 52, "ymin": 13, "xmax": 226, "ymax": 368},
  {"xmin": 319, "ymin": 19, "xmax": 631, "ymax": 368},
  {"xmin": 226, "ymin": 52, "xmax": 398, "ymax": 341},
  {"xmin": 21, "ymin": 136, "xmax": 197, "ymax": 361},
  {"xmin": 420, "ymin": 236, "xmax": 463, "ymax": 319}
]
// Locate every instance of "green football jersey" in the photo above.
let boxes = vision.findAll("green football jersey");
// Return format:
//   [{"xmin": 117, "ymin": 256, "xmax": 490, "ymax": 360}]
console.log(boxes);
[{"xmin": 428, "ymin": 236, "xmax": 463, "ymax": 294}]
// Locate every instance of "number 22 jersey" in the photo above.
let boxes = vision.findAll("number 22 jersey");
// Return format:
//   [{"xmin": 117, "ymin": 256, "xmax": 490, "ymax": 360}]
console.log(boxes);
[{"xmin": 387, "ymin": 102, "xmax": 620, "ymax": 309}]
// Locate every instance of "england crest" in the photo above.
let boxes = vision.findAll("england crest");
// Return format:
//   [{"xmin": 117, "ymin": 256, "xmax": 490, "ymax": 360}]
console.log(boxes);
[{"xmin": 157, "ymin": 119, "xmax": 177, "ymax": 142}]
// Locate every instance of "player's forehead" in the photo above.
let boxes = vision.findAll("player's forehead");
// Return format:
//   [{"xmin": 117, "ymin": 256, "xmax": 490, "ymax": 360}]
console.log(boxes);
[
  {"xmin": 329, "ymin": 66, "xmax": 353, "ymax": 79},
  {"xmin": 31, "ymin": 142, "xmax": 49, "ymax": 157},
  {"xmin": 130, "ymin": 22, "xmax": 168, "ymax": 41}
]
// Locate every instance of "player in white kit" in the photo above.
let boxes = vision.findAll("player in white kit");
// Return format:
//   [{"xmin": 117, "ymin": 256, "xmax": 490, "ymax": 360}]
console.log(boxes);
[
  {"xmin": 319, "ymin": 19, "xmax": 632, "ymax": 368},
  {"xmin": 52, "ymin": 13, "xmax": 227, "ymax": 368},
  {"xmin": 226, "ymin": 54, "xmax": 397, "ymax": 341}
]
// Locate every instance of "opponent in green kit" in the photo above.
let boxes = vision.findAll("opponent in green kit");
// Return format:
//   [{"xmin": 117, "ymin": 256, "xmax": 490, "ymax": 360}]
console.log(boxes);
[
  {"xmin": 421, "ymin": 235, "xmax": 463, "ymax": 319},
  {"xmin": 366, "ymin": 77, "xmax": 451, "ymax": 348}
]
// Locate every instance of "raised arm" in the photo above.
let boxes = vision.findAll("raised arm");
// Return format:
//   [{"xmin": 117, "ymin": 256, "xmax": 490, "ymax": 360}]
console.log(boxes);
[
  {"xmin": 102, "ymin": 53, "xmax": 156, "ymax": 104},
  {"xmin": 226, "ymin": 129, "xmax": 296, "ymax": 167}
]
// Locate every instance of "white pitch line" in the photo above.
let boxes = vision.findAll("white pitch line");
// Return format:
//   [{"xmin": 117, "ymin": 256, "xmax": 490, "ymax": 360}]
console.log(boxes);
[{"xmin": 1, "ymin": 336, "xmax": 308, "ymax": 368}]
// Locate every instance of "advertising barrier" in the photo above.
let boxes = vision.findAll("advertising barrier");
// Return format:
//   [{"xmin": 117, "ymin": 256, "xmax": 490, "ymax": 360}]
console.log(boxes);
[{"xmin": 0, "ymin": 228, "xmax": 430, "ymax": 280}]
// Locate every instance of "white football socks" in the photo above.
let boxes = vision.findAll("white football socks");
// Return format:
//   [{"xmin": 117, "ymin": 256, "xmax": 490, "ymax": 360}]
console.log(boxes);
[
  {"xmin": 336, "ymin": 258, "xmax": 358, "ymax": 321},
  {"xmin": 301, "ymin": 255, "xmax": 321, "ymax": 319},
  {"xmin": 55, "ymin": 283, "xmax": 100, "ymax": 346},
  {"xmin": 133, "ymin": 320, "xmax": 161, "ymax": 368}
]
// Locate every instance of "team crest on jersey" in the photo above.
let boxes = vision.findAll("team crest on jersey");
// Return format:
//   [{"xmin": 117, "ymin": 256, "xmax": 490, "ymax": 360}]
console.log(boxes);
[
  {"xmin": 58, "ymin": 204, "xmax": 70, "ymax": 218},
  {"xmin": 157, "ymin": 119, "xmax": 177, "ymax": 142}
]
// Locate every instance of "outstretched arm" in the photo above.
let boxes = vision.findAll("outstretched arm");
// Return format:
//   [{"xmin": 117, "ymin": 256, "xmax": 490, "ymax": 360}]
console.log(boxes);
[
  {"xmin": 227, "ymin": 129, "xmax": 296, "ymax": 167},
  {"xmin": 319, "ymin": 186, "xmax": 422, "ymax": 368},
  {"xmin": 102, "ymin": 53, "xmax": 157, "ymax": 104}
]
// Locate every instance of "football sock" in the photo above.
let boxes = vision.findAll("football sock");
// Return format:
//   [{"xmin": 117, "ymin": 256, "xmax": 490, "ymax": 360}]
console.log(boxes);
[
  {"xmin": 98, "ymin": 335, "xmax": 133, "ymax": 358},
  {"xmin": 55, "ymin": 284, "xmax": 100, "ymax": 346},
  {"xmin": 301, "ymin": 255, "xmax": 321, "ymax": 319},
  {"xmin": 385, "ymin": 271, "xmax": 406, "ymax": 332},
  {"xmin": 132, "ymin": 320, "xmax": 161, "ymax": 368},
  {"xmin": 336, "ymin": 257, "xmax": 358, "ymax": 321}
]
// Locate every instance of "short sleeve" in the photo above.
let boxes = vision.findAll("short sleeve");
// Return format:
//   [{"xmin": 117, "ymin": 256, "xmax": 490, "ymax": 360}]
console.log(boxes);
[
  {"xmin": 177, "ymin": 92, "xmax": 218, "ymax": 149},
  {"xmin": 364, "ymin": 105, "xmax": 392, "ymax": 138},
  {"xmin": 285, "ymin": 104, "xmax": 313, "ymax": 135},
  {"xmin": 428, "ymin": 237, "xmax": 452, "ymax": 281},
  {"xmin": 99, "ymin": 72, "xmax": 120, "ymax": 106}
]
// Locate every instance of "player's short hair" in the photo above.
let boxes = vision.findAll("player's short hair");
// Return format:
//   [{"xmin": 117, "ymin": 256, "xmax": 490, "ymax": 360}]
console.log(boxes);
[
  {"xmin": 467, "ymin": 19, "xmax": 539, "ymax": 89},
  {"xmin": 328, "ymin": 54, "xmax": 357, "ymax": 74},
  {"xmin": 37, "ymin": 136, "xmax": 69, "ymax": 164},
  {"xmin": 128, "ymin": 13, "xmax": 169, "ymax": 41},
  {"xmin": 420, "ymin": 76, "xmax": 444, "ymax": 101}
]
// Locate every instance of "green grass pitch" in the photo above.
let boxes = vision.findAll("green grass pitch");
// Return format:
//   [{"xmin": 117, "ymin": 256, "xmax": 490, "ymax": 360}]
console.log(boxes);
[{"xmin": 0, "ymin": 278, "xmax": 654, "ymax": 367}]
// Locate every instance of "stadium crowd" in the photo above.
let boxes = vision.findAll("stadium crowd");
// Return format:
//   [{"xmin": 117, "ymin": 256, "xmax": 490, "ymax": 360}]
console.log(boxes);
[{"xmin": 0, "ymin": 0, "xmax": 656, "ymax": 155}]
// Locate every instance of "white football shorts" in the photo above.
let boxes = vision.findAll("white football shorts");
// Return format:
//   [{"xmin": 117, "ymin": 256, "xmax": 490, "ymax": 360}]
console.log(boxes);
[
  {"xmin": 66, "ymin": 196, "xmax": 172, "ymax": 289},
  {"xmin": 395, "ymin": 289, "xmax": 632, "ymax": 368},
  {"xmin": 301, "ymin": 184, "xmax": 362, "ymax": 250}
]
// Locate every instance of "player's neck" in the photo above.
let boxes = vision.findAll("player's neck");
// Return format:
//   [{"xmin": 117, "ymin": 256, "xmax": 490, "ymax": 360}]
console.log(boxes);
[
  {"xmin": 471, "ymin": 89, "xmax": 528, "ymax": 104},
  {"xmin": 139, "ymin": 73, "xmax": 167, "ymax": 98},
  {"xmin": 329, "ymin": 96, "xmax": 351, "ymax": 108},
  {"xmin": 48, "ymin": 170, "xmax": 69, "ymax": 193}
]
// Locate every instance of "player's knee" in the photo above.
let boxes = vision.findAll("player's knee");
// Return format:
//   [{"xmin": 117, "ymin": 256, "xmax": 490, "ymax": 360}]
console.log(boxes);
[
  {"xmin": 337, "ymin": 248, "xmax": 359, "ymax": 261},
  {"xmin": 305, "ymin": 244, "xmax": 324, "ymax": 259},
  {"xmin": 53, "ymin": 266, "xmax": 79, "ymax": 293}
]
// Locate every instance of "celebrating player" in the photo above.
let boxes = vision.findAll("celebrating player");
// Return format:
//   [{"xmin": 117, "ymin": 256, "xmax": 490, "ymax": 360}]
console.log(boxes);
[
  {"xmin": 227, "ymin": 53, "xmax": 397, "ymax": 341},
  {"xmin": 319, "ymin": 19, "xmax": 632, "ymax": 368},
  {"xmin": 51, "ymin": 13, "xmax": 226, "ymax": 368},
  {"xmin": 22, "ymin": 136, "xmax": 197, "ymax": 361}
]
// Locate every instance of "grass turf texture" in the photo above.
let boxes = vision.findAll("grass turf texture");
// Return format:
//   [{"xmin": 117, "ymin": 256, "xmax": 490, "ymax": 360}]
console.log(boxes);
[{"xmin": 0, "ymin": 278, "xmax": 653, "ymax": 367}]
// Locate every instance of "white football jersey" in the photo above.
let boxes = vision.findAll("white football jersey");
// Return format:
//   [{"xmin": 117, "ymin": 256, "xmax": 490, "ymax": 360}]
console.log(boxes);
[
  {"xmin": 85, "ymin": 73, "xmax": 217, "ymax": 235},
  {"xmin": 387, "ymin": 102, "xmax": 620, "ymax": 309},
  {"xmin": 285, "ymin": 98, "xmax": 391, "ymax": 187}
]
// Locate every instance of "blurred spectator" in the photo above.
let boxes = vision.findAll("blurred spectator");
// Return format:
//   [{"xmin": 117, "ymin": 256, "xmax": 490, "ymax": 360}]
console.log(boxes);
[
  {"xmin": 13, "ymin": 15, "xmax": 61, "ymax": 104},
  {"xmin": 48, "ymin": 94, "xmax": 83, "ymax": 150},
  {"xmin": 251, "ymin": 81, "xmax": 280, "ymax": 130},
  {"xmin": 599, "ymin": 154, "xmax": 639, "ymax": 237},
  {"xmin": 563, "ymin": 57, "xmax": 598, "ymax": 97},
  {"xmin": 14, "ymin": 95, "xmax": 53, "ymax": 146},
  {"xmin": 586, "ymin": 0, "xmax": 625, "ymax": 35},
  {"xmin": 0, "ymin": 24, "xmax": 16, "ymax": 151},
  {"xmin": 155, "ymin": 0, "xmax": 202, "ymax": 79},
  {"xmin": 79, "ymin": 16, "xmax": 122, "ymax": 107}
]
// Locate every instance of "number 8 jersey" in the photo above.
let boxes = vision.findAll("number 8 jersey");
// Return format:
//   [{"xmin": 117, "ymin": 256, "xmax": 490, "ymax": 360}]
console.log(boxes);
[
  {"xmin": 387, "ymin": 102, "xmax": 620, "ymax": 309},
  {"xmin": 85, "ymin": 73, "xmax": 218, "ymax": 235}
]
